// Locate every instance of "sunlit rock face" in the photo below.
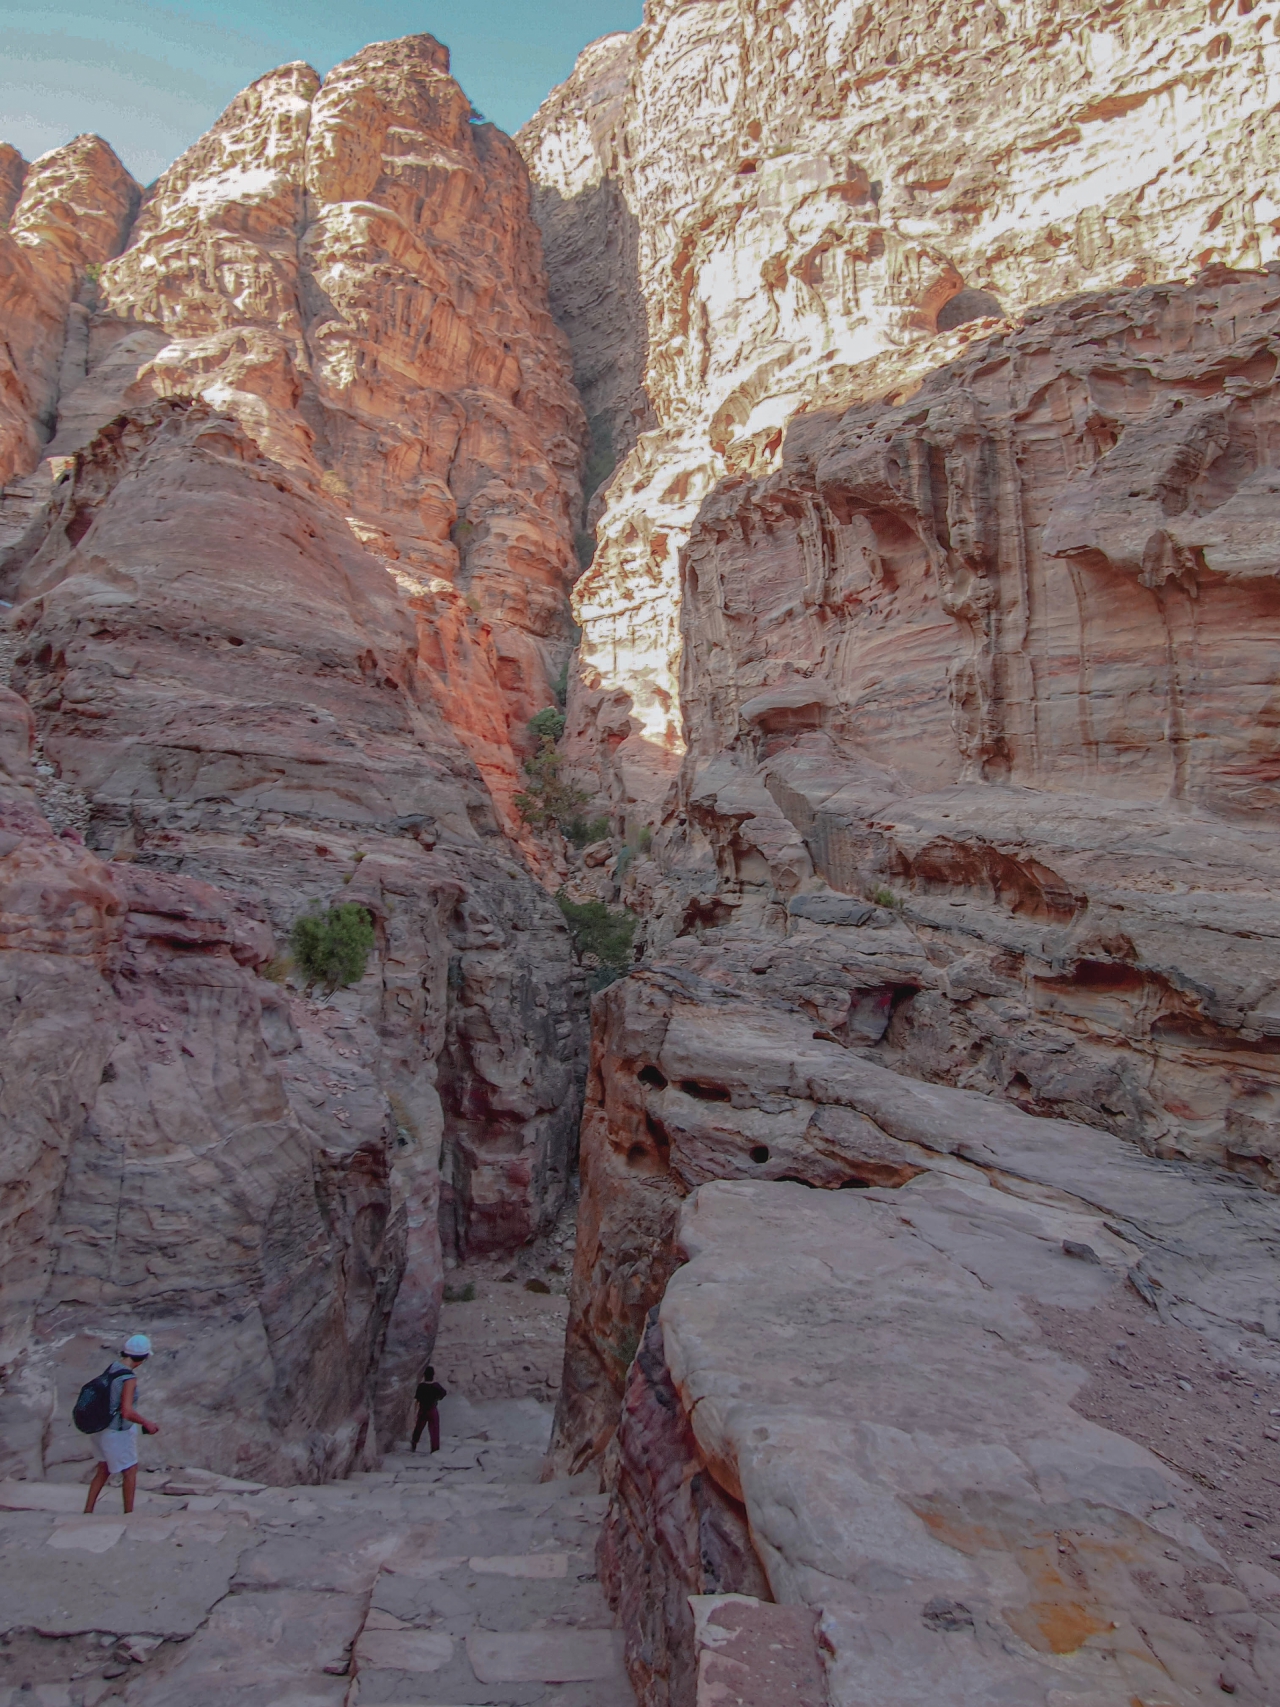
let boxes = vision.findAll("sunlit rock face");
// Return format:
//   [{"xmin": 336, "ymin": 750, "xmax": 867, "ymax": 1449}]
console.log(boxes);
[
  {"xmin": 0, "ymin": 38, "xmax": 591, "ymax": 1470},
  {"xmin": 521, "ymin": 0, "xmax": 1280, "ymax": 823},
  {"xmin": 21, "ymin": 36, "xmax": 587, "ymax": 835},
  {"xmin": 608, "ymin": 273, "xmax": 1280, "ymax": 1181},
  {"xmin": 0, "ymin": 135, "xmax": 139, "ymax": 486}
]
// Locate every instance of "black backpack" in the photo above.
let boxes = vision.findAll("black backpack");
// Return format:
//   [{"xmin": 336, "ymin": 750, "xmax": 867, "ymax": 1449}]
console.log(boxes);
[{"xmin": 72, "ymin": 1365, "xmax": 117, "ymax": 1435}]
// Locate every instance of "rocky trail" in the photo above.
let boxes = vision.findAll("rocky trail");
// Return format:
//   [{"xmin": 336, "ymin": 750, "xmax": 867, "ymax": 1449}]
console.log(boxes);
[
  {"xmin": 0, "ymin": 1390, "xmax": 635, "ymax": 1707},
  {"xmin": 4, "ymin": 1, "xmax": 1280, "ymax": 1701}
]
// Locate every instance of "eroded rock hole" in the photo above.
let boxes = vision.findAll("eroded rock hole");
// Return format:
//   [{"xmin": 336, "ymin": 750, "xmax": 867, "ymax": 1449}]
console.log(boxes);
[
  {"xmin": 680, "ymin": 1079, "xmax": 730, "ymax": 1101},
  {"xmin": 936, "ymin": 288, "xmax": 1003, "ymax": 331},
  {"xmin": 638, "ymin": 1064, "xmax": 668, "ymax": 1089},
  {"xmin": 749, "ymin": 1144, "xmax": 770, "ymax": 1164},
  {"xmin": 644, "ymin": 1111, "xmax": 670, "ymax": 1152}
]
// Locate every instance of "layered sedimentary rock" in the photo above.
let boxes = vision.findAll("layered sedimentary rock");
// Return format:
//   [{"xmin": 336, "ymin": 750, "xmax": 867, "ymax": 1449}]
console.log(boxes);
[
  {"xmin": 523, "ymin": 0, "xmax": 1280, "ymax": 823},
  {"xmin": 529, "ymin": 6, "xmax": 1280, "ymax": 1698},
  {"xmin": 6, "ymin": 35, "xmax": 586, "ymax": 836},
  {"xmin": 614, "ymin": 1177, "xmax": 1280, "ymax": 1706},
  {"xmin": 624, "ymin": 272, "xmax": 1280, "ymax": 1179},
  {"xmin": 0, "ymin": 683, "xmax": 403, "ymax": 1486},
  {"xmin": 0, "ymin": 35, "xmax": 591, "ymax": 1475},
  {"xmin": 0, "ymin": 399, "xmax": 586, "ymax": 1470},
  {"xmin": 563, "ymin": 963, "xmax": 1280, "ymax": 1703},
  {"xmin": 0, "ymin": 134, "xmax": 138, "ymax": 488}
]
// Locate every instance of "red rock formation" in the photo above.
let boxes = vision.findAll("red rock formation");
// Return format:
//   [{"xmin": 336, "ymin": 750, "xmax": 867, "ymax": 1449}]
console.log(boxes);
[
  {"xmin": 0, "ymin": 34, "xmax": 594, "ymax": 1472},
  {"xmin": 0, "ymin": 135, "xmax": 138, "ymax": 485},
  {"xmin": 51, "ymin": 37, "xmax": 588, "ymax": 836},
  {"xmin": 0, "ymin": 695, "xmax": 404, "ymax": 1484},
  {"xmin": 563, "ymin": 960, "xmax": 1280, "ymax": 1704},
  {"xmin": 0, "ymin": 391, "xmax": 584, "ymax": 1468}
]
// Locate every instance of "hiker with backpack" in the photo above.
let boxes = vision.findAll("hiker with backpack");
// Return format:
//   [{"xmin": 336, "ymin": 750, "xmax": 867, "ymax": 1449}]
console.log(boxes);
[{"xmin": 76, "ymin": 1335, "xmax": 160, "ymax": 1514}]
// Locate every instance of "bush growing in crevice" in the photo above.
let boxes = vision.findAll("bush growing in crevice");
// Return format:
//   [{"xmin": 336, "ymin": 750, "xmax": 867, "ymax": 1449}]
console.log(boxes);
[
  {"xmin": 565, "ymin": 813, "xmax": 610, "ymax": 848},
  {"xmin": 290, "ymin": 903, "xmax": 375, "ymax": 992},
  {"xmin": 870, "ymin": 886, "xmax": 904, "ymax": 911},
  {"xmin": 557, "ymin": 893, "xmax": 637, "ymax": 990},
  {"xmin": 515, "ymin": 737, "xmax": 591, "ymax": 832},
  {"xmin": 528, "ymin": 706, "xmax": 566, "ymax": 744}
]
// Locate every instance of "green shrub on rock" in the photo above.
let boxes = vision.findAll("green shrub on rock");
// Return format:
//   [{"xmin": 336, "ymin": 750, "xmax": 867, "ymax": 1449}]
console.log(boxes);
[
  {"xmin": 556, "ymin": 892, "xmax": 637, "ymax": 987},
  {"xmin": 528, "ymin": 706, "xmax": 566, "ymax": 743},
  {"xmin": 290, "ymin": 903, "xmax": 375, "ymax": 992},
  {"xmin": 515, "ymin": 737, "xmax": 592, "ymax": 832}
]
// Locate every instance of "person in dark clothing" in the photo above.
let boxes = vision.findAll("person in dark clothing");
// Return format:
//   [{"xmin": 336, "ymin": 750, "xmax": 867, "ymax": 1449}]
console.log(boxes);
[{"xmin": 411, "ymin": 1365, "xmax": 446, "ymax": 1452}]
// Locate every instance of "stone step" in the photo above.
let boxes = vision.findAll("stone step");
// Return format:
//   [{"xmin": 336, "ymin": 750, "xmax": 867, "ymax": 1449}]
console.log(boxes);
[{"xmin": 0, "ymin": 1419, "xmax": 632, "ymax": 1706}]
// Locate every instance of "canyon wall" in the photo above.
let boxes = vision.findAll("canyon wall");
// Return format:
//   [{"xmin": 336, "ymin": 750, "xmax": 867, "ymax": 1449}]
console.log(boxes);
[
  {"xmin": 564, "ymin": 954, "xmax": 1280, "ymax": 1706},
  {"xmin": 521, "ymin": 0, "xmax": 1280, "ymax": 822},
  {"xmin": 0, "ymin": 37, "xmax": 588, "ymax": 1478},
  {"xmin": 522, "ymin": 2, "xmax": 1280, "ymax": 1189},
  {"xmin": 525, "ymin": 7, "xmax": 1280, "ymax": 1700}
]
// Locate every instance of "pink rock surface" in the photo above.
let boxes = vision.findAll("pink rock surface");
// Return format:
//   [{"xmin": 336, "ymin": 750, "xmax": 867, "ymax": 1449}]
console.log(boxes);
[
  {"xmin": 0, "ymin": 134, "xmax": 139, "ymax": 484},
  {"xmin": 0, "ymin": 33, "xmax": 594, "ymax": 1476},
  {"xmin": 691, "ymin": 1596, "xmax": 827, "ymax": 1707}
]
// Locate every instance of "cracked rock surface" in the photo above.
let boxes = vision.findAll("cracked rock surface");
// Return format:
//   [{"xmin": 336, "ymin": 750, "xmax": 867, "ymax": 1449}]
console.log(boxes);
[{"xmin": 0, "ymin": 1398, "xmax": 634, "ymax": 1707}]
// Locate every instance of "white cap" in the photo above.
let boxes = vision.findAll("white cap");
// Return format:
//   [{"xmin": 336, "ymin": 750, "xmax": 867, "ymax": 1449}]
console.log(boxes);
[{"xmin": 123, "ymin": 1334, "xmax": 151, "ymax": 1358}]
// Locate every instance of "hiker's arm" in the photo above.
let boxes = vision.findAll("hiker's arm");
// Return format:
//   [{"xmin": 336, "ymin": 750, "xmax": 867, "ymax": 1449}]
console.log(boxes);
[{"xmin": 119, "ymin": 1378, "xmax": 158, "ymax": 1433}]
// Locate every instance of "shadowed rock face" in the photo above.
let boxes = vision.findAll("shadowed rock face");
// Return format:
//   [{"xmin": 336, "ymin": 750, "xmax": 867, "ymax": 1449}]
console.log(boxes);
[
  {"xmin": 631, "ymin": 273, "xmax": 1280, "ymax": 1184},
  {"xmin": 0, "ymin": 38, "xmax": 591, "ymax": 1475},
  {"xmin": 2, "ymin": 400, "xmax": 587, "ymax": 1460},
  {"xmin": 0, "ymin": 687, "xmax": 404, "ymax": 1486},
  {"xmin": 521, "ymin": 0, "xmax": 1280, "ymax": 825}
]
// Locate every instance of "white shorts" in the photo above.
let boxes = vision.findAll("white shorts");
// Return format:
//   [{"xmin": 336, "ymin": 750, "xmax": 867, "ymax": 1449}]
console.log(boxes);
[{"xmin": 91, "ymin": 1425, "xmax": 139, "ymax": 1474}]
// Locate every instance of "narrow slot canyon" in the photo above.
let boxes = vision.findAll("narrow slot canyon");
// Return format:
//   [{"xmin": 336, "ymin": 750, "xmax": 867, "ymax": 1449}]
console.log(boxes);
[{"xmin": 2, "ymin": 3, "xmax": 1280, "ymax": 1704}]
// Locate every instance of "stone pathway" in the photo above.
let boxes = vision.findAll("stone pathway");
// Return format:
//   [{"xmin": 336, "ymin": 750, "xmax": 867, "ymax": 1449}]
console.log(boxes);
[
  {"xmin": 434, "ymin": 1186, "xmax": 578, "ymax": 1410},
  {"xmin": 0, "ymin": 1396, "xmax": 635, "ymax": 1707}
]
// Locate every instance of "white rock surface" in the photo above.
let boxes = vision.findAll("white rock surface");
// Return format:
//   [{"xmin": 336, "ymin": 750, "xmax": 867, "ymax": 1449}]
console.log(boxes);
[{"xmin": 656, "ymin": 1177, "xmax": 1280, "ymax": 1705}]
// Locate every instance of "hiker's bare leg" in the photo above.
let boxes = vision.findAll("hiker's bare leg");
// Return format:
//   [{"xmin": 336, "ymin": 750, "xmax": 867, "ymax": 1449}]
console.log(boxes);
[
  {"xmin": 84, "ymin": 1463, "xmax": 109, "ymax": 1514},
  {"xmin": 121, "ymin": 1466, "xmax": 138, "ymax": 1514}
]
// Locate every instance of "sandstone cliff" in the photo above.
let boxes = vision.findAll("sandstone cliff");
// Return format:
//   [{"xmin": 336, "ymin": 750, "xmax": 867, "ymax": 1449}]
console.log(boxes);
[
  {"xmin": 522, "ymin": 0, "xmax": 1280, "ymax": 822},
  {"xmin": 0, "ymin": 38, "xmax": 589, "ymax": 1478},
  {"xmin": 525, "ymin": 9, "xmax": 1280, "ymax": 1700},
  {"xmin": 524, "ymin": 4, "xmax": 1280, "ymax": 1180},
  {"xmin": 561, "ymin": 953, "xmax": 1280, "ymax": 1705},
  {"xmin": 0, "ymin": 134, "xmax": 138, "ymax": 489}
]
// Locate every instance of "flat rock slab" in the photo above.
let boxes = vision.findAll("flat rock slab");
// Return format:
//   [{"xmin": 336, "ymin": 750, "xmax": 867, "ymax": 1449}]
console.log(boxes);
[
  {"xmin": 466, "ymin": 1628, "xmax": 628, "ymax": 1683},
  {"xmin": 661, "ymin": 1179, "xmax": 1264, "ymax": 1707},
  {"xmin": 692, "ymin": 1595, "xmax": 827, "ymax": 1706},
  {"xmin": 469, "ymin": 1552, "xmax": 568, "ymax": 1577},
  {"xmin": 354, "ymin": 1626, "xmax": 454, "ymax": 1672},
  {"xmin": 0, "ymin": 1515, "xmax": 251, "ymax": 1637},
  {"xmin": 122, "ymin": 1587, "xmax": 364, "ymax": 1705},
  {"xmin": 0, "ymin": 1481, "xmax": 167, "ymax": 1513}
]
